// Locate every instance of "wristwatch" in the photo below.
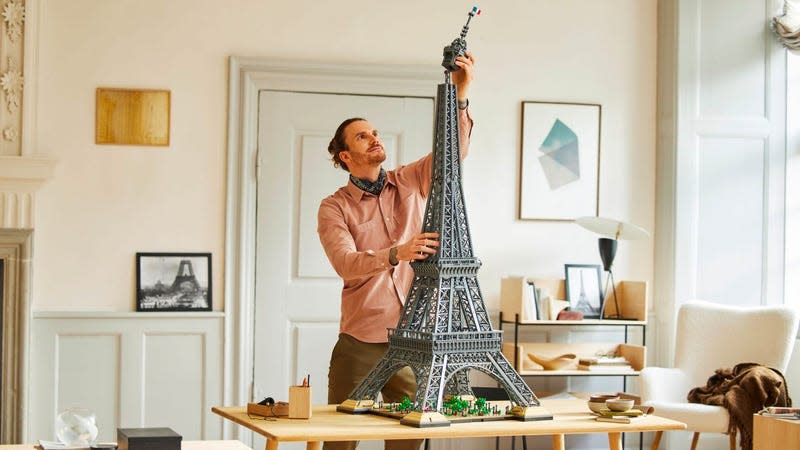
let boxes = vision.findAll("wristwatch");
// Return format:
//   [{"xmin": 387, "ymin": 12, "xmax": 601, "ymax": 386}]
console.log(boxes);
[{"xmin": 389, "ymin": 246, "xmax": 399, "ymax": 266}]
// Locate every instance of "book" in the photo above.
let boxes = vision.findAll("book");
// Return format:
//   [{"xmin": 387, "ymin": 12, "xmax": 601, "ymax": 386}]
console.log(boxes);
[
  {"xmin": 500, "ymin": 277, "xmax": 539, "ymax": 321},
  {"xmin": 578, "ymin": 356, "xmax": 629, "ymax": 366},
  {"xmin": 523, "ymin": 281, "xmax": 538, "ymax": 321},
  {"xmin": 577, "ymin": 364, "xmax": 634, "ymax": 372},
  {"xmin": 595, "ymin": 408, "xmax": 644, "ymax": 418},
  {"xmin": 596, "ymin": 415, "xmax": 647, "ymax": 424},
  {"xmin": 536, "ymin": 289, "xmax": 550, "ymax": 321},
  {"xmin": 759, "ymin": 406, "xmax": 800, "ymax": 419},
  {"xmin": 761, "ymin": 406, "xmax": 800, "ymax": 414}
]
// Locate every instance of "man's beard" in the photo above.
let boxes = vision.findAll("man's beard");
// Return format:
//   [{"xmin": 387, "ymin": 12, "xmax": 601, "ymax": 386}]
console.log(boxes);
[{"xmin": 350, "ymin": 149, "xmax": 386, "ymax": 166}]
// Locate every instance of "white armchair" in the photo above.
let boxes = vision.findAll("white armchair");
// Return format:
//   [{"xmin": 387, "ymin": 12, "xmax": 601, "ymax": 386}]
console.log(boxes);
[{"xmin": 640, "ymin": 301, "xmax": 798, "ymax": 450}]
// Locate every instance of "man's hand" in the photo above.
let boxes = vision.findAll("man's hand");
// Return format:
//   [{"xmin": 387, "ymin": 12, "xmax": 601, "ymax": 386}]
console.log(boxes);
[
  {"xmin": 452, "ymin": 50, "xmax": 475, "ymax": 102},
  {"xmin": 396, "ymin": 232, "xmax": 440, "ymax": 261}
]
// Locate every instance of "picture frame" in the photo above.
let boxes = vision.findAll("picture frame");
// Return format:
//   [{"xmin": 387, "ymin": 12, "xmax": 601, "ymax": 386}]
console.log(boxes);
[
  {"xmin": 519, "ymin": 101, "xmax": 601, "ymax": 221},
  {"xmin": 136, "ymin": 252, "xmax": 211, "ymax": 312},
  {"xmin": 96, "ymin": 88, "xmax": 171, "ymax": 146},
  {"xmin": 564, "ymin": 264, "xmax": 603, "ymax": 319}
]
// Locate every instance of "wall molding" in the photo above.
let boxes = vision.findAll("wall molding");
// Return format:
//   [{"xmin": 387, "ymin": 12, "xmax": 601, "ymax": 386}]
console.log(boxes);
[
  {"xmin": 0, "ymin": 229, "xmax": 31, "ymax": 444},
  {"xmin": 29, "ymin": 314, "xmax": 223, "ymax": 443}
]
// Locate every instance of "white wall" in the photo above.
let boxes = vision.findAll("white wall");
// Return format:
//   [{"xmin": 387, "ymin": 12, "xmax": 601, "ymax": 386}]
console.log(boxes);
[
  {"xmin": 30, "ymin": 0, "xmax": 656, "ymax": 313},
  {"xmin": 25, "ymin": 1, "xmax": 655, "ymax": 448}
]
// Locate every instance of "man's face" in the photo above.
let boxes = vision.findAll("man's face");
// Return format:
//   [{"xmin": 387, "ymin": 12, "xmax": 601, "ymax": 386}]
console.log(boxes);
[{"xmin": 341, "ymin": 120, "xmax": 386, "ymax": 170}]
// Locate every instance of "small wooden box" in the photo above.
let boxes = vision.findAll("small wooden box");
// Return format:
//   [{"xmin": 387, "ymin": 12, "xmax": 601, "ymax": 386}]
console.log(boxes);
[
  {"xmin": 117, "ymin": 427, "xmax": 181, "ymax": 450},
  {"xmin": 246, "ymin": 401, "xmax": 289, "ymax": 417},
  {"xmin": 288, "ymin": 386, "xmax": 312, "ymax": 419}
]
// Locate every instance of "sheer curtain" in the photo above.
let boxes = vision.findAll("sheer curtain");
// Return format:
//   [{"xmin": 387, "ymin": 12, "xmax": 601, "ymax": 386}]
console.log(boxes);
[{"xmin": 774, "ymin": 0, "xmax": 800, "ymax": 51}]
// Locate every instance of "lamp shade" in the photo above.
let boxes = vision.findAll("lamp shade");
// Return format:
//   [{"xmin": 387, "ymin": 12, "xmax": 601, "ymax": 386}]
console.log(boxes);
[
  {"xmin": 575, "ymin": 216, "xmax": 650, "ymax": 241},
  {"xmin": 598, "ymin": 237, "xmax": 617, "ymax": 272}
]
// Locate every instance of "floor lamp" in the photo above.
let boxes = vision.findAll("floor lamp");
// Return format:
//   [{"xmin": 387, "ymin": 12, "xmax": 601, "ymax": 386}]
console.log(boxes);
[{"xmin": 575, "ymin": 216, "xmax": 649, "ymax": 320}]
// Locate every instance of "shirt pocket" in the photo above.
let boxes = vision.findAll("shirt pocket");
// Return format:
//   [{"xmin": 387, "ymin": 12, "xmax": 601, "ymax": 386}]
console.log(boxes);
[{"xmin": 351, "ymin": 217, "xmax": 383, "ymax": 250}]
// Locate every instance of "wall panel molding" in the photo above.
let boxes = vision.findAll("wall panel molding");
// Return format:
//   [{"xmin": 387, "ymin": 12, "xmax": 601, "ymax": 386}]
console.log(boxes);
[{"xmin": 30, "ymin": 313, "xmax": 223, "ymax": 443}]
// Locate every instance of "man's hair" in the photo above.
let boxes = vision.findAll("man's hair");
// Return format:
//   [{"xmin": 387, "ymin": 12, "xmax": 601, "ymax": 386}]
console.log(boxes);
[{"xmin": 328, "ymin": 117, "xmax": 366, "ymax": 172}]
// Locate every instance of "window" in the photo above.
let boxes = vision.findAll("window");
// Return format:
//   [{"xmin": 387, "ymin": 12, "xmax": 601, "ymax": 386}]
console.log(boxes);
[{"xmin": 787, "ymin": 50, "xmax": 799, "ymax": 310}]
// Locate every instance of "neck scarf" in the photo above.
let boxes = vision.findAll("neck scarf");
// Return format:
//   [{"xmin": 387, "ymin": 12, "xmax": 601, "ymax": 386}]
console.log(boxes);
[{"xmin": 350, "ymin": 169, "xmax": 386, "ymax": 196}]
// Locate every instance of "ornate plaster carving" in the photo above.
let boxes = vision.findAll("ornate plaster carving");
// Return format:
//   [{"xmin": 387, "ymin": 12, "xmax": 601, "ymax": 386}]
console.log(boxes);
[{"xmin": 0, "ymin": 0, "xmax": 23, "ymax": 157}]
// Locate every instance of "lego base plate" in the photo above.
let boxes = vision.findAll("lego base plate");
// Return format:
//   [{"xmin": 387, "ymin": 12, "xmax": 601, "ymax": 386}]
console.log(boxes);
[{"xmin": 370, "ymin": 407, "xmax": 510, "ymax": 424}]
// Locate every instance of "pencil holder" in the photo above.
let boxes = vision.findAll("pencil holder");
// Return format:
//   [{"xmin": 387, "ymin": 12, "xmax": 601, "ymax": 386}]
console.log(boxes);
[{"xmin": 288, "ymin": 386, "xmax": 312, "ymax": 419}]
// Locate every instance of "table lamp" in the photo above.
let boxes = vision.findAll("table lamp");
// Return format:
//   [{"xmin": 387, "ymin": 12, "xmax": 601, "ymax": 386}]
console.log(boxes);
[{"xmin": 575, "ymin": 216, "xmax": 649, "ymax": 320}]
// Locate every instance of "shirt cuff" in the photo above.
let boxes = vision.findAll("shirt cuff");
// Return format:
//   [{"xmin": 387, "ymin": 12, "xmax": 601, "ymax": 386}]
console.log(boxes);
[
  {"xmin": 368, "ymin": 248, "xmax": 393, "ymax": 270},
  {"xmin": 459, "ymin": 107, "xmax": 474, "ymax": 138}
]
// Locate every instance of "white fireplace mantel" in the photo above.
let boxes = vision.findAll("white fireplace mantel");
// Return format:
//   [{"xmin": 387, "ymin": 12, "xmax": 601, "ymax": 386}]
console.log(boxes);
[{"xmin": 0, "ymin": 155, "xmax": 57, "ymax": 229}]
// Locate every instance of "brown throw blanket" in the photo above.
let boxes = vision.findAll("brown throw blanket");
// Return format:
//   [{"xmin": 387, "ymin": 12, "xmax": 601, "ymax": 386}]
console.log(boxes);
[{"xmin": 687, "ymin": 362, "xmax": 792, "ymax": 450}]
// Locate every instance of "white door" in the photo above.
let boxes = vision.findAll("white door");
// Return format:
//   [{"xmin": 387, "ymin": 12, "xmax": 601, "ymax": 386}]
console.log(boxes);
[{"xmin": 253, "ymin": 91, "xmax": 433, "ymax": 450}]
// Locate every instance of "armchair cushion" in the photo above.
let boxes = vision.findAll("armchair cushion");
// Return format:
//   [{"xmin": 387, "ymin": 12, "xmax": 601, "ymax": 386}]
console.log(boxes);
[
  {"xmin": 646, "ymin": 401, "xmax": 729, "ymax": 433},
  {"xmin": 642, "ymin": 366, "xmax": 729, "ymax": 433},
  {"xmin": 640, "ymin": 367, "xmax": 690, "ymax": 403}
]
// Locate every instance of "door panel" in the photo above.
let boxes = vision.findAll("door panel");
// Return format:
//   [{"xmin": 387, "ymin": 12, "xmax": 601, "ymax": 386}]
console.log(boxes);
[{"xmin": 253, "ymin": 91, "xmax": 433, "ymax": 450}]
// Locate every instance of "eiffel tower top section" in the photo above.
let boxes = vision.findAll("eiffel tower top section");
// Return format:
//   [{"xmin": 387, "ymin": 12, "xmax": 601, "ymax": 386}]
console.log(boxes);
[{"xmin": 415, "ymin": 7, "xmax": 481, "ymax": 268}]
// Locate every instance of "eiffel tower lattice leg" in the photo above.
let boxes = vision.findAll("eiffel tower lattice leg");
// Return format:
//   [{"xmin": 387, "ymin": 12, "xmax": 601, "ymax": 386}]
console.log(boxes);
[
  {"xmin": 444, "ymin": 368, "xmax": 472, "ymax": 398},
  {"xmin": 483, "ymin": 351, "xmax": 553, "ymax": 421}
]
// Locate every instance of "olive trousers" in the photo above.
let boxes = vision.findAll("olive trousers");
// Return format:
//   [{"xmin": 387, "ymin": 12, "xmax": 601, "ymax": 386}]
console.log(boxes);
[{"xmin": 323, "ymin": 333, "xmax": 423, "ymax": 450}]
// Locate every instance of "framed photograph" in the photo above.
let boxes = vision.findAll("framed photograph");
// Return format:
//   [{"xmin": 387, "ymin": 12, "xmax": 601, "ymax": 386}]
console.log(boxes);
[
  {"xmin": 136, "ymin": 252, "xmax": 211, "ymax": 311},
  {"xmin": 519, "ymin": 101, "xmax": 601, "ymax": 221},
  {"xmin": 564, "ymin": 264, "xmax": 603, "ymax": 319}
]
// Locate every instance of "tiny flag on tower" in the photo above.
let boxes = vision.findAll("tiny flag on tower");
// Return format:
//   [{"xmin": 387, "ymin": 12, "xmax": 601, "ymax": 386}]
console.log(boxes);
[{"xmin": 471, "ymin": 6, "xmax": 482, "ymax": 16}]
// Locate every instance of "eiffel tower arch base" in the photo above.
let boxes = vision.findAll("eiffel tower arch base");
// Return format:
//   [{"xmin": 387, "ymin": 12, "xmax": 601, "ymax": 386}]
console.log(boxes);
[{"xmin": 337, "ymin": 331, "xmax": 553, "ymax": 427}]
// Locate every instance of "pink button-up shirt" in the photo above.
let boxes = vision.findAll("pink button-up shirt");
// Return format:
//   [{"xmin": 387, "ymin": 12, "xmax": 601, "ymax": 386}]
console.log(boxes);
[{"xmin": 318, "ymin": 109, "xmax": 473, "ymax": 343}]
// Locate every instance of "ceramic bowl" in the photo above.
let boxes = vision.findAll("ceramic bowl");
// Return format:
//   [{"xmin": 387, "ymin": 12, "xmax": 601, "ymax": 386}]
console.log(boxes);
[
  {"xmin": 587, "ymin": 401, "xmax": 609, "ymax": 414},
  {"xmin": 588, "ymin": 393, "xmax": 619, "ymax": 403},
  {"xmin": 606, "ymin": 398, "xmax": 634, "ymax": 412}
]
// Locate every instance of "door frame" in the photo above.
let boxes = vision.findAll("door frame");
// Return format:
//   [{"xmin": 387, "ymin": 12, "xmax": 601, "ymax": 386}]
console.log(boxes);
[{"xmin": 223, "ymin": 57, "xmax": 440, "ymax": 439}]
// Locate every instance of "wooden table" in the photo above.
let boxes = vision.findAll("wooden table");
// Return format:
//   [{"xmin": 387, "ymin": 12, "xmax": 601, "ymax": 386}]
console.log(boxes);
[
  {"xmin": 753, "ymin": 414, "xmax": 800, "ymax": 450},
  {"xmin": 213, "ymin": 400, "xmax": 685, "ymax": 450},
  {"xmin": 0, "ymin": 440, "xmax": 252, "ymax": 450}
]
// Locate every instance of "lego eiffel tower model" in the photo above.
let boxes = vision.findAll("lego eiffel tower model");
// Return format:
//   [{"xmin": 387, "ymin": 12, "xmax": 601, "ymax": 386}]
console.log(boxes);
[{"xmin": 338, "ymin": 8, "xmax": 552, "ymax": 427}]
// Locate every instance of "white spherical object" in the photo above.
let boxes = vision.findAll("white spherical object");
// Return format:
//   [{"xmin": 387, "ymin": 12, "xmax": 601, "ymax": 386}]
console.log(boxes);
[{"xmin": 55, "ymin": 408, "xmax": 98, "ymax": 446}]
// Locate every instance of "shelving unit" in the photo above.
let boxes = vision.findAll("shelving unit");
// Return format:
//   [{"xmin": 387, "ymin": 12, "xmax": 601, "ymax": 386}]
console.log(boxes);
[
  {"xmin": 498, "ymin": 278, "xmax": 648, "ymax": 388},
  {"xmin": 498, "ymin": 276, "xmax": 649, "ymax": 450}
]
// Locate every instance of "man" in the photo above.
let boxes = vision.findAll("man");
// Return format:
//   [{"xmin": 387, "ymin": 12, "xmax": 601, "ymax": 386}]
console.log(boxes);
[{"xmin": 317, "ymin": 51, "xmax": 475, "ymax": 450}]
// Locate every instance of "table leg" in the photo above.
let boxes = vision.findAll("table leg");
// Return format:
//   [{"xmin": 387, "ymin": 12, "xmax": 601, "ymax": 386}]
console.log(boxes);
[
  {"xmin": 551, "ymin": 434, "xmax": 565, "ymax": 450},
  {"xmin": 306, "ymin": 441, "xmax": 322, "ymax": 450},
  {"xmin": 608, "ymin": 432, "xmax": 623, "ymax": 450},
  {"xmin": 650, "ymin": 431, "xmax": 663, "ymax": 450},
  {"xmin": 265, "ymin": 439, "xmax": 279, "ymax": 450}
]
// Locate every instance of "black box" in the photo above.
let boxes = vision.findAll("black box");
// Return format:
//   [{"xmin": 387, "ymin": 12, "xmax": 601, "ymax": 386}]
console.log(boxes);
[{"xmin": 117, "ymin": 427, "xmax": 181, "ymax": 450}]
